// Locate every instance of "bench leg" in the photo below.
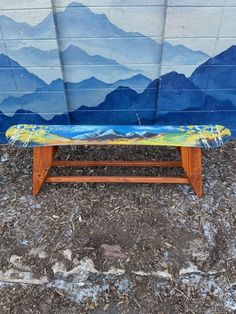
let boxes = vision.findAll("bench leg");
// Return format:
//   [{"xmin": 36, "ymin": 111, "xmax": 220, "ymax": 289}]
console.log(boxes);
[
  {"xmin": 33, "ymin": 146, "xmax": 55, "ymax": 196},
  {"xmin": 181, "ymin": 147, "xmax": 203, "ymax": 196}
]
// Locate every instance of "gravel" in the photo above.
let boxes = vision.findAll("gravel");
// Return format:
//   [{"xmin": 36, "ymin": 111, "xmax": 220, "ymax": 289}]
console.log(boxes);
[{"xmin": 0, "ymin": 143, "xmax": 235, "ymax": 313}]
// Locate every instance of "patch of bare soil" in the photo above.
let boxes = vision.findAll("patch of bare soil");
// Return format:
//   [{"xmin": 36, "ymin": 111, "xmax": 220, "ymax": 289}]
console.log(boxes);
[{"xmin": 0, "ymin": 143, "xmax": 236, "ymax": 313}]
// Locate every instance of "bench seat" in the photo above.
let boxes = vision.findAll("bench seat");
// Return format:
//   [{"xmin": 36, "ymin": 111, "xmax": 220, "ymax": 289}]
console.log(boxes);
[
  {"xmin": 6, "ymin": 124, "xmax": 231, "ymax": 148},
  {"xmin": 6, "ymin": 124, "xmax": 231, "ymax": 196}
]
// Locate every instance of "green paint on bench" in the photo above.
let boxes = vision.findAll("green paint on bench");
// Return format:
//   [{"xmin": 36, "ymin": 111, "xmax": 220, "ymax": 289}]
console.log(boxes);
[{"xmin": 6, "ymin": 124, "xmax": 231, "ymax": 148}]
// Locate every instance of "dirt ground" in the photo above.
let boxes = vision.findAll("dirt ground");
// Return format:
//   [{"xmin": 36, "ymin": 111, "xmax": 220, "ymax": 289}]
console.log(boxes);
[{"xmin": 0, "ymin": 143, "xmax": 236, "ymax": 313}]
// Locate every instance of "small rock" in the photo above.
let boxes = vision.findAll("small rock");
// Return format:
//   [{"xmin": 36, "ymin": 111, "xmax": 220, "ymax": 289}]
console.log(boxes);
[
  {"xmin": 1, "ymin": 153, "xmax": 9, "ymax": 162},
  {"xmin": 72, "ymin": 257, "xmax": 80, "ymax": 265},
  {"xmin": 103, "ymin": 304, "xmax": 110, "ymax": 311},
  {"xmin": 52, "ymin": 215, "xmax": 60, "ymax": 219},
  {"xmin": 9, "ymin": 255, "xmax": 31, "ymax": 271},
  {"xmin": 63, "ymin": 249, "xmax": 72, "ymax": 261},
  {"xmin": 29, "ymin": 246, "xmax": 47, "ymax": 259},
  {"xmin": 89, "ymin": 302, "xmax": 96, "ymax": 310},
  {"xmin": 101, "ymin": 244, "xmax": 127, "ymax": 260}
]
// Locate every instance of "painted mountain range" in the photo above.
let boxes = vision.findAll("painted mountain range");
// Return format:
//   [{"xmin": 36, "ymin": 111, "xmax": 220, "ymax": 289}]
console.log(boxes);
[
  {"xmin": 0, "ymin": 53, "xmax": 47, "ymax": 103},
  {"xmin": 0, "ymin": 1, "xmax": 235, "ymax": 143},
  {"xmin": 2, "ymin": 45, "xmax": 236, "ymax": 111},
  {"xmin": 0, "ymin": 46, "xmax": 235, "ymax": 135},
  {"xmin": 0, "ymin": 2, "xmax": 209, "ymax": 82}
]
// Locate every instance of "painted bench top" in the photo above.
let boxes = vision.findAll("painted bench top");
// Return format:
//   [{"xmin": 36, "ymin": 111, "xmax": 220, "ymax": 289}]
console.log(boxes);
[{"xmin": 6, "ymin": 124, "xmax": 231, "ymax": 148}]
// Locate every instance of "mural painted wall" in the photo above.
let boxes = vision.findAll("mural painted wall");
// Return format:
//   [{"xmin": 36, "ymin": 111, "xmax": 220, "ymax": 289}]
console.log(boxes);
[{"xmin": 0, "ymin": 0, "xmax": 236, "ymax": 144}]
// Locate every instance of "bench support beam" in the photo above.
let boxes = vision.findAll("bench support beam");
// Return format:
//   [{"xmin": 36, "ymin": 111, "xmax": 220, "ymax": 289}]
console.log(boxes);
[{"xmin": 32, "ymin": 146, "xmax": 203, "ymax": 196}]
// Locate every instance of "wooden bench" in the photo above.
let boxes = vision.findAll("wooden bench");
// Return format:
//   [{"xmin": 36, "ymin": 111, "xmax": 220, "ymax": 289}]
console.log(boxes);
[{"xmin": 6, "ymin": 124, "xmax": 231, "ymax": 196}]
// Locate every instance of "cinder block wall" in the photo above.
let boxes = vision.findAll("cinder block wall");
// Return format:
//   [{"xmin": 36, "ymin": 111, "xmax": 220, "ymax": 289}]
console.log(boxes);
[{"xmin": 0, "ymin": 0, "xmax": 235, "ymax": 142}]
